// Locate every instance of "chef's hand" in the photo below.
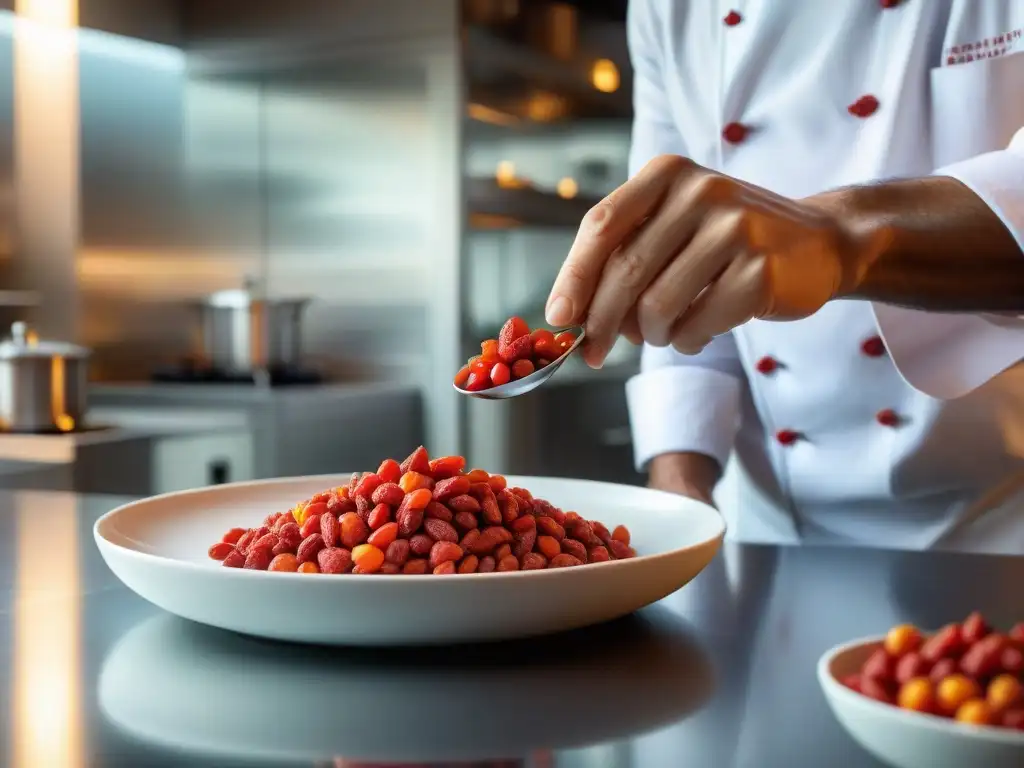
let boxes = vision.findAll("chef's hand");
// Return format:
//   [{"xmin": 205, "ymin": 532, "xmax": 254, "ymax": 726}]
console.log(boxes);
[
  {"xmin": 648, "ymin": 452, "xmax": 718, "ymax": 509},
  {"xmin": 545, "ymin": 155, "xmax": 886, "ymax": 367}
]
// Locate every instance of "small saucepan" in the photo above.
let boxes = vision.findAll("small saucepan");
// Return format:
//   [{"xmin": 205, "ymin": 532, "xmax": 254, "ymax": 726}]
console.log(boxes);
[{"xmin": 0, "ymin": 321, "xmax": 90, "ymax": 432}]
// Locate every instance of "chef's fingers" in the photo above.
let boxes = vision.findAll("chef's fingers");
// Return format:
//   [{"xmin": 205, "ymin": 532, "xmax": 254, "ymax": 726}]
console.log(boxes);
[
  {"xmin": 637, "ymin": 208, "xmax": 747, "ymax": 346},
  {"xmin": 620, "ymin": 304, "xmax": 643, "ymax": 346},
  {"xmin": 669, "ymin": 251, "xmax": 769, "ymax": 353},
  {"xmin": 546, "ymin": 155, "xmax": 688, "ymax": 329},
  {"xmin": 578, "ymin": 168, "xmax": 717, "ymax": 365}
]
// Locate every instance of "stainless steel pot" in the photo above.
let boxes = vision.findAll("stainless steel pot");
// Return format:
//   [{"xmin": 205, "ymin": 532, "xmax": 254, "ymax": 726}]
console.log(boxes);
[
  {"xmin": 0, "ymin": 321, "xmax": 90, "ymax": 432},
  {"xmin": 199, "ymin": 281, "xmax": 310, "ymax": 373}
]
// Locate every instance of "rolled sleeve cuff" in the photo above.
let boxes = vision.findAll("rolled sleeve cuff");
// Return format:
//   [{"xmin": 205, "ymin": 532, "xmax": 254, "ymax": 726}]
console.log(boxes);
[
  {"xmin": 625, "ymin": 366, "xmax": 742, "ymax": 471},
  {"xmin": 872, "ymin": 134, "xmax": 1024, "ymax": 401}
]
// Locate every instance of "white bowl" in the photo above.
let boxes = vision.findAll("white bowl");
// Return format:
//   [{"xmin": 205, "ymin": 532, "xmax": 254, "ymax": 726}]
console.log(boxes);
[
  {"xmin": 94, "ymin": 474, "xmax": 725, "ymax": 646},
  {"xmin": 818, "ymin": 637, "xmax": 1024, "ymax": 768},
  {"xmin": 99, "ymin": 609, "xmax": 714, "ymax": 762}
]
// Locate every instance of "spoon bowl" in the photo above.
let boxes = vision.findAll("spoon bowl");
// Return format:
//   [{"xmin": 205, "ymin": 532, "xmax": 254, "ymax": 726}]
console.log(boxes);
[{"xmin": 454, "ymin": 326, "xmax": 586, "ymax": 400}]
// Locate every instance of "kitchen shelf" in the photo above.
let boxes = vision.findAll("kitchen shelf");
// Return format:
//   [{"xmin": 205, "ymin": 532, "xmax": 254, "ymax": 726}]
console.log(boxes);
[
  {"xmin": 463, "ymin": 25, "xmax": 632, "ymax": 120},
  {"xmin": 467, "ymin": 176, "xmax": 598, "ymax": 230}
]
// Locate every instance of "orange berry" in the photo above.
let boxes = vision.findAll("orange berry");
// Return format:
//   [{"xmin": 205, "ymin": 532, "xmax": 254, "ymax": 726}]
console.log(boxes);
[
  {"xmin": 885, "ymin": 624, "xmax": 924, "ymax": 657},
  {"xmin": 268, "ymin": 553, "xmax": 299, "ymax": 572},
  {"xmin": 897, "ymin": 677, "xmax": 934, "ymax": 713},
  {"xmin": 487, "ymin": 474, "xmax": 507, "ymax": 491},
  {"xmin": 297, "ymin": 561, "xmax": 319, "ymax": 574},
  {"xmin": 352, "ymin": 544, "xmax": 385, "ymax": 573},
  {"xmin": 955, "ymin": 698, "xmax": 994, "ymax": 726},
  {"xmin": 464, "ymin": 469, "xmax": 489, "ymax": 483},
  {"xmin": 367, "ymin": 522, "xmax": 398, "ymax": 549},
  {"xmin": 403, "ymin": 487, "xmax": 432, "ymax": 511},
  {"xmin": 936, "ymin": 674, "xmax": 982, "ymax": 715},
  {"xmin": 987, "ymin": 674, "xmax": 1023, "ymax": 714},
  {"xmin": 399, "ymin": 471, "xmax": 432, "ymax": 493}
]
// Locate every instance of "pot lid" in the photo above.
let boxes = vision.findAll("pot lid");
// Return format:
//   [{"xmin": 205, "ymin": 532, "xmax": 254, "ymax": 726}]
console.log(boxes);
[
  {"xmin": 202, "ymin": 277, "xmax": 309, "ymax": 309},
  {"xmin": 0, "ymin": 322, "xmax": 91, "ymax": 359}
]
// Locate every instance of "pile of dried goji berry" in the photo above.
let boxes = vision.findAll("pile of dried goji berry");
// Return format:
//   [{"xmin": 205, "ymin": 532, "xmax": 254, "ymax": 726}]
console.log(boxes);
[
  {"xmin": 209, "ymin": 446, "xmax": 635, "ymax": 575},
  {"xmin": 455, "ymin": 316, "xmax": 577, "ymax": 392}
]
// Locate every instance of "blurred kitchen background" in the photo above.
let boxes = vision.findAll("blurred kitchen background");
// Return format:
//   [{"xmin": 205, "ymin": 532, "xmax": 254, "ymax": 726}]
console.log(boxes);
[{"xmin": 0, "ymin": 0, "xmax": 643, "ymax": 498}]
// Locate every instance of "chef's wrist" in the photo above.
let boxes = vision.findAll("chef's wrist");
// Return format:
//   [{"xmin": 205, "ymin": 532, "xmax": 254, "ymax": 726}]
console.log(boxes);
[{"xmin": 648, "ymin": 451, "xmax": 721, "ymax": 495}]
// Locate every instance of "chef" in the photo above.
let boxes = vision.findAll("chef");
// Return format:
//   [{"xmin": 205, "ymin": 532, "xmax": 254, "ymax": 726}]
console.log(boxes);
[{"xmin": 546, "ymin": 1, "xmax": 1024, "ymax": 553}]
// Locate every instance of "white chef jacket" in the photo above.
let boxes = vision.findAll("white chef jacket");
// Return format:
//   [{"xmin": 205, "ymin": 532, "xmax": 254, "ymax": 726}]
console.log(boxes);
[{"xmin": 624, "ymin": 0, "xmax": 1024, "ymax": 553}]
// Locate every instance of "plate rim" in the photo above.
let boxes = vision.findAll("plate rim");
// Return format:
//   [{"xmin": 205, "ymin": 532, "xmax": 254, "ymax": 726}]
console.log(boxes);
[
  {"xmin": 817, "ymin": 634, "xmax": 1024, "ymax": 746},
  {"xmin": 94, "ymin": 472, "xmax": 726, "ymax": 584}
]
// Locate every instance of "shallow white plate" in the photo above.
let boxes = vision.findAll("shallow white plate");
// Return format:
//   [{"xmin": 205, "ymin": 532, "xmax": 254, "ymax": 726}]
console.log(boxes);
[
  {"xmin": 99, "ymin": 609, "xmax": 714, "ymax": 762},
  {"xmin": 94, "ymin": 474, "xmax": 725, "ymax": 645},
  {"xmin": 818, "ymin": 637, "xmax": 1024, "ymax": 768}
]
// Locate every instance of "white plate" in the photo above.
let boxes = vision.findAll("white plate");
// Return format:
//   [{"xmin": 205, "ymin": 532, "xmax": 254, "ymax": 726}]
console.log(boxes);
[
  {"xmin": 99, "ymin": 609, "xmax": 714, "ymax": 762},
  {"xmin": 94, "ymin": 474, "xmax": 725, "ymax": 645},
  {"xmin": 818, "ymin": 637, "xmax": 1024, "ymax": 768}
]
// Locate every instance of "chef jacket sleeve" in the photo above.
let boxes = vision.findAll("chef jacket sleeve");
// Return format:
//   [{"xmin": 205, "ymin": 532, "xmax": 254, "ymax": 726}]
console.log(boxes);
[
  {"xmin": 871, "ymin": 127, "xmax": 1024, "ymax": 400},
  {"xmin": 623, "ymin": 0, "xmax": 746, "ymax": 471}
]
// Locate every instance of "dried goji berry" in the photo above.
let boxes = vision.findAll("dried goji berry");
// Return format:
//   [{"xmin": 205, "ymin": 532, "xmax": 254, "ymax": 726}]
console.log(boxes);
[
  {"xmin": 309, "ymin": 491, "xmax": 333, "ymax": 504},
  {"xmin": 297, "ymin": 533, "xmax": 326, "ymax": 564},
  {"xmin": 355, "ymin": 495, "xmax": 372, "ymax": 516},
  {"xmin": 409, "ymin": 533, "xmax": 434, "ymax": 555},
  {"xmin": 511, "ymin": 515, "xmax": 535, "ymax": 533},
  {"xmin": 208, "ymin": 542, "xmax": 234, "ymax": 560},
  {"xmin": 465, "ymin": 370, "xmax": 490, "ymax": 391},
  {"xmin": 403, "ymin": 558, "xmax": 429, "ymax": 574},
  {"xmin": 569, "ymin": 520, "xmax": 602, "ymax": 547},
  {"xmin": 497, "ymin": 554, "xmax": 519, "ymax": 571},
  {"xmin": 268, "ymin": 553, "xmax": 299, "ymax": 572},
  {"xmin": 490, "ymin": 362, "xmax": 511, "ymax": 386},
  {"xmin": 498, "ymin": 316, "xmax": 530, "ymax": 346},
  {"xmin": 353, "ymin": 472, "xmax": 383, "ymax": 500},
  {"xmin": 222, "ymin": 527, "xmax": 247, "ymax": 545},
  {"xmin": 272, "ymin": 512, "xmax": 297, "ymax": 532},
  {"xmin": 399, "ymin": 471, "xmax": 433, "ymax": 493},
  {"xmin": 263, "ymin": 511, "xmax": 282, "ymax": 528},
  {"xmin": 379, "ymin": 561, "xmax": 400, "ymax": 574},
  {"xmin": 534, "ymin": 499, "xmax": 565, "ymax": 525},
  {"xmin": 303, "ymin": 501, "xmax": 328, "ymax": 523},
  {"xmin": 484, "ymin": 525, "xmax": 514, "ymax": 544},
  {"xmin": 400, "ymin": 445, "xmax": 431, "ymax": 475},
  {"xmin": 478, "ymin": 555, "xmax": 496, "ymax": 573},
  {"xmin": 367, "ymin": 503, "xmax": 391, "ymax": 530},
  {"xmin": 367, "ymin": 522, "xmax": 398, "ymax": 549},
  {"xmin": 235, "ymin": 528, "xmax": 258, "ymax": 554},
  {"xmin": 464, "ymin": 468, "xmax": 489, "ymax": 484},
  {"xmin": 244, "ymin": 546, "xmax": 273, "ymax": 570},
  {"xmin": 430, "ymin": 540, "xmax": 464, "ymax": 569},
  {"xmin": 339, "ymin": 512, "xmax": 370, "ymax": 549},
  {"xmin": 511, "ymin": 358, "xmax": 535, "ymax": 378},
  {"xmin": 448, "ymin": 494, "xmax": 480, "ymax": 514},
  {"xmin": 554, "ymin": 330, "xmax": 576, "ymax": 349},
  {"xmin": 299, "ymin": 513, "xmax": 322, "ymax": 539},
  {"xmin": 327, "ymin": 494, "xmax": 356, "ymax": 516},
  {"xmin": 588, "ymin": 545, "xmax": 611, "ymax": 562},
  {"xmin": 222, "ymin": 549, "xmax": 245, "ymax": 568},
  {"xmin": 298, "ymin": 561, "xmax": 319, "ymax": 574},
  {"xmin": 521, "ymin": 552, "xmax": 547, "ymax": 570},
  {"xmin": 561, "ymin": 538, "xmax": 588, "ymax": 562},
  {"xmin": 536, "ymin": 516, "xmax": 565, "ymax": 540},
  {"xmin": 377, "ymin": 458, "xmax": 403, "ymax": 484},
  {"xmin": 433, "ymin": 561, "xmax": 457, "ymax": 575},
  {"xmin": 962, "ymin": 611, "xmax": 990, "ymax": 644},
  {"xmin": 454, "ymin": 365, "xmax": 471, "ymax": 388},
  {"xmin": 611, "ymin": 524, "xmax": 631, "ymax": 546},
  {"xmin": 460, "ymin": 528, "xmax": 481, "ymax": 550},
  {"xmin": 537, "ymin": 535, "xmax": 561, "ymax": 560},
  {"xmin": 396, "ymin": 506, "xmax": 425, "ymax": 537},
  {"xmin": 549, "ymin": 554, "xmax": 582, "ymax": 568},
  {"xmin": 481, "ymin": 338, "xmax": 500, "ymax": 361},
  {"xmin": 371, "ymin": 482, "xmax": 405, "ymax": 507},
  {"xmin": 501, "ymin": 492, "xmax": 520, "ymax": 524},
  {"xmin": 433, "ymin": 475, "xmax": 470, "ymax": 500},
  {"xmin": 479, "ymin": 487, "xmax": 501, "ymax": 525},
  {"xmin": 318, "ymin": 547, "xmax": 353, "ymax": 574},
  {"xmin": 495, "ymin": 543, "xmax": 512, "ymax": 562},
  {"xmin": 252, "ymin": 533, "xmax": 279, "ymax": 554},
  {"xmin": 425, "ymin": 517, "xmax": 459, "ymax": 543},
  {"xmin": 608, "ymin": 540, "xmax": 632, "ymax": 559},
  {"xmin": 425, "ymin": 501, "xmax": 454, "ymax": 522},
  {"xmin": 399, "ymin": 487, "xmax": 432, "ymax": 512},
  {"xmin": 513, "ymin": 528, "xmax": 537, "ymax": 559},
  {"xmin": 1003, "ymin": 646, "xmax": 1024, "ymax": 675},
  {"xmin": 591, "ymin": 520, "xmax": 613, "ymax": 545},
  {"xmin": 320, "ymin": 513, "xmax": 339, "ymax": 547},
  {"xmin": 385, "ymin": 538, "xmax": 411, "ymax": 565},
  {"xmin": 499, "ymin": 334, "xmax": 532, "ymax": 365},
  {"xmin": 274, "ymin": 523, "xmax": 302, "ymax": 555},
  {"xmin": 457, "ymin": 555, "xmax": 480, "ymax": 574},
  {"xmin": 428, "ymin": 455, "xmax": 466, "ymax": 479},
  {"xmin": 564, "ymin": 511, "xmax": 583, "ymax": 526},
  {"xmin": 454, "ymin": 511, "xmax": 478, "ymax": 532},
  {"xmin": 352, "ymin": 543, "xmax": 385, "ymax": 573}
]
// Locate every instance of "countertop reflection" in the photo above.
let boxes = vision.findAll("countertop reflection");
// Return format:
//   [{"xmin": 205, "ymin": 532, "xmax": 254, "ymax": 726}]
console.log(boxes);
[{"xmin": 0, "ymin": 489, "xmax": 1021, "ymax": 767}]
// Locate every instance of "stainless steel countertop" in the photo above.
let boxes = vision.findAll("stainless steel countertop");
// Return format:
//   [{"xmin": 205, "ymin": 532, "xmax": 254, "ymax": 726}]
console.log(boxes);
[{"xmin": 0, "ymin": 488, "xmax": 1020, "ymax": 767}]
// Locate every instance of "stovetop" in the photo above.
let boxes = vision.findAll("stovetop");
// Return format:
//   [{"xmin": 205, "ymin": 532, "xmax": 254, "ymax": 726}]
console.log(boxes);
[{"xmin": 151, "ymin": 363, "xmax": 324, "ymax": 386}]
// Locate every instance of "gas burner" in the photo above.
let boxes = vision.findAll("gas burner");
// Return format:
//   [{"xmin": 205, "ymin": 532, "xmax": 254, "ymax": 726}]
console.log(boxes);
[{"xmin": 151, "ymin": 363, "xmax": 324, "ymax": 387}]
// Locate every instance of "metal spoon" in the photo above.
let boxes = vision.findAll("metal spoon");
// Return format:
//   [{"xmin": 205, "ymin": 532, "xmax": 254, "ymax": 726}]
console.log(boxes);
[{"xmin": 453, "ymin": 326, "xmax": 586, "ymax": 400}]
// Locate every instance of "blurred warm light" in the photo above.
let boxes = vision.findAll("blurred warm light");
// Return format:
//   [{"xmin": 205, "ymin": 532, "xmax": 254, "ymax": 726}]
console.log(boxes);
[
  {"xmin": 467, "ymin": 102, "xmax": 519, "ymax": 127},
  {"xmin": 12, "ymin": 493, "xmax": 84, "ymax": 767},
  {"xmin": 556, "ymin": 177, "xmax": 578, "ymax": 199},
  {"xmin": 15, "ymin": 0, "xmax": 77, "ymax": 26},
  {"xmin": 591, "ymin": 58, "xmax": 620, "ymax": 93},
  {"xmin": 526, "ymin": 91, "xmax": 566, "ymax": 122},
  {"xmin": 495, "ymin": 160, "xmax": 529, "ymax": 189},
  {"xmin": 50, "ymin": 356, "xmax": 75, "ymax": 432}
]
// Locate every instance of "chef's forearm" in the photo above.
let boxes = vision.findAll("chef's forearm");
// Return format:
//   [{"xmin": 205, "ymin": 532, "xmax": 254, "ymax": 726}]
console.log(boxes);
[{"xmin": 812, "ymin": 176, "xmax": 1024, "ymax": 312}]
